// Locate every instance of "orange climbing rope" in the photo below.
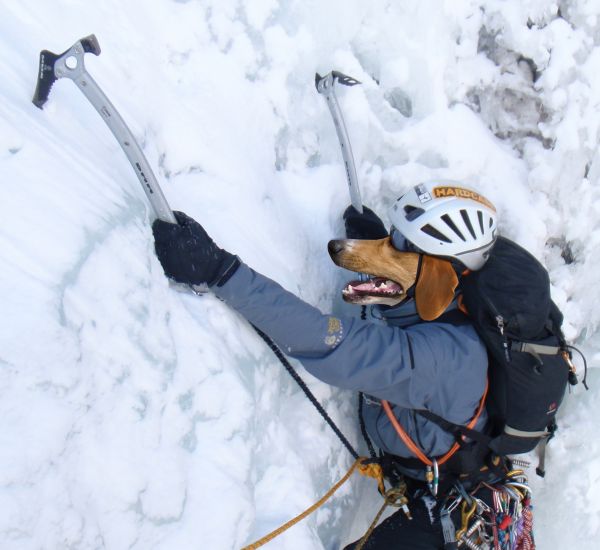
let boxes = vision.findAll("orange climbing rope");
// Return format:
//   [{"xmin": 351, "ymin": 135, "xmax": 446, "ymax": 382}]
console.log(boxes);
[{"xmin": 241, "ymin": 457, "xmax": 385, "ymax": 550}]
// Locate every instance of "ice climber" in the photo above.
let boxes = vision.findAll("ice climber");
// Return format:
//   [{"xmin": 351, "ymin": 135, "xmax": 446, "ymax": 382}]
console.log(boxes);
[{"xmin": 152, "ymin": 182, "xmax": 534, "ymax": 549}]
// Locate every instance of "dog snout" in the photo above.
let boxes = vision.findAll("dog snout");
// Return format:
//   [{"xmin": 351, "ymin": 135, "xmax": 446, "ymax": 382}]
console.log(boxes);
[{"xmin": 328, "ymin": 239, "xmax": 345, "ymax": 258}]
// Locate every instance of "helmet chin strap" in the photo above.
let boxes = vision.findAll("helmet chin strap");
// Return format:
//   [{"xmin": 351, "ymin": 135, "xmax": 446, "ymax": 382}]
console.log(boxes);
[
  {"xmin": 401, "ymin": 281, "xmax": 417, "ymax": 303},
  {"xmin": 371, "ymin": 298, "xmax": 421, "ymax": 327}
]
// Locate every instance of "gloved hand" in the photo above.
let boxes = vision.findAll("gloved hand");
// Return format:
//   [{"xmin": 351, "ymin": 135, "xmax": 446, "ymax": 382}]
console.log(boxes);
[
  {"xmin": 152, "ymin": 211, "xmax": 240, "ymax": 287},
  {"xmin": 343, "ymin": 205, "xmax": 388, "ymax": 240}
]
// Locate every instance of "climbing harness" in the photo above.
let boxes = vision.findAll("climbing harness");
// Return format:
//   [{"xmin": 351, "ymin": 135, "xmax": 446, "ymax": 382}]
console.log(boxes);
[{"xmin": 381, "ymin": 380, "xmax": 489, "ymax": 496}]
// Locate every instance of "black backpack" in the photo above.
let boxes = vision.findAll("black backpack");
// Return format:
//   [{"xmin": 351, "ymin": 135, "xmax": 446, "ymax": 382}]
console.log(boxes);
[{"xmin": 421, "ymin": 236, "xmax": 580, "ymax": 476}]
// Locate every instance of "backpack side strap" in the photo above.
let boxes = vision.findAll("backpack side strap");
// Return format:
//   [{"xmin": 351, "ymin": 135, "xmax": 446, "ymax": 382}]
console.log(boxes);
[
  {"xmin": 416, "ymin": 409, "xmax": 492, "ymax": 446},
  {"xmin": 511, "ymin": 342, "xmax": 561, "ymax": 355}
]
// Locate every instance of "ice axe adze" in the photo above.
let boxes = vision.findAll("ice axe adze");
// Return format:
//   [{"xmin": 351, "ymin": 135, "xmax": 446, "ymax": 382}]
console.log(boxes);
[
  {"xmin": 32, "ymin": 34, "xmax": 207, "ymax": 293},
  {"xmin": 315, "ymin": 71, "xmax": 363, "ymax": 213}
]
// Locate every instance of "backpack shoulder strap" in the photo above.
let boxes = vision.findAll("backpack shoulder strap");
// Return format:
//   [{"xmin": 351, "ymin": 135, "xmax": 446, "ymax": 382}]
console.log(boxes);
[{"xmin": 433, "ymin": 308, "xmax": 470, "ymax": 326}]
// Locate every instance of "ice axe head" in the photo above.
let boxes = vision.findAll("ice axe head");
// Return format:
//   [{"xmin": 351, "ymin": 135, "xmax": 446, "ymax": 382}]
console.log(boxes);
[
  {"xmin": 32, "ymin": 34, "xmax": 101, "ymax": 109},
  {"xmin": 314, "ymin": 71, "xmax": 361, "ymax": 95}
]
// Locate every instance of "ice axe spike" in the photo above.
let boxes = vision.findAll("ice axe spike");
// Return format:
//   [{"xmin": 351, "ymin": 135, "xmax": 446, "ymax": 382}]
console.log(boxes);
[
  {"xmin": 32, "ymin": 35, "xmax": 208, "ymax": 294},
  {"xmin": 31, "ymin": 34, "xmax": 177, "ymax": 225},
  {"xmin": 315, "ymin": 71, "xmax": 363, "ymax": 214}
]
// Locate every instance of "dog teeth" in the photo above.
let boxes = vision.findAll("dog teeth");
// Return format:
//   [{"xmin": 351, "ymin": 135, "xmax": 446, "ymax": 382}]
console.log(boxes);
[
  {"xmin": 343, "ymin": 279, "xmax": 403, "ymax": 297},
  {"xmin": 374, "ymin": 280, "xmax": 397, "ymax": 291}
]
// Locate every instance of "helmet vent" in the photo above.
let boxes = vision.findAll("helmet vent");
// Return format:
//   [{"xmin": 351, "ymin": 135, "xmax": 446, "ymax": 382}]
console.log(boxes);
[
  {"xmin": 421, "ymin": 224, "xmax": 452, "ymax": 243},
  {"xmin": 441, "ymin": 214, "xmax": 466, "ymax": 242},
  {"xmin": 477, "ymin": 210, "xmax": 484, "ymax": 235},
  {"xmin": 460, "ymin": 209, "xmax": 477, "ymax": 239},
  {"xmin": 404, "ymin": 205, "xmax": 425, "ymax": 221}
]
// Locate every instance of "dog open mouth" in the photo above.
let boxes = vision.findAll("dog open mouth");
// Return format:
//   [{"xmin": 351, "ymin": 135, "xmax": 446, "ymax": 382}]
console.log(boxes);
[
  {"xmin": 342, "ymin": 277, "xmax": 405, "ymax": 305},
  {"xmin": 328, "ymin": 237, "xmax": 418, "ymax": 306},
  {"xmin": 328, "ymin": 237, "xmax": 459, "ymax": 318}
]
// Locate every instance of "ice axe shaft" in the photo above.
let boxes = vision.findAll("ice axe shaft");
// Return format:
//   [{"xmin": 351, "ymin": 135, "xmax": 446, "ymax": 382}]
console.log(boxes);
[
  {"xmin": 315, "ymin": 71, "xmax": 363, "ymax": 213},
  {"xmin": 32, "ymin": 34, "xmax": 176, "ymax": 224}
]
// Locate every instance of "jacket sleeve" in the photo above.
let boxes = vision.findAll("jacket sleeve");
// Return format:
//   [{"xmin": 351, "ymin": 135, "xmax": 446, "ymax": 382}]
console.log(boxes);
[{"xmin": 213, "ymin": 263, "xmax": 442, "ymax": 408}]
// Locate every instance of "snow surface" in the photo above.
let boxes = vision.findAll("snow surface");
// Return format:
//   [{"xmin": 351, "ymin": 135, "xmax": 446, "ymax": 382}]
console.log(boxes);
[{"xmin": 1, "ymin": 1, "xmax": 599, "ymax": 549}]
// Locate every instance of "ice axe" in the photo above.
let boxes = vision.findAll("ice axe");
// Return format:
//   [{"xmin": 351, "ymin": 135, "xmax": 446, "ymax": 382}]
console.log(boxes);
[
  {"xmin": 32, "ymin": 34, "xmax": 207, "ymax": 292},
  {"xmin": 32, "ymin": 34, "xmax": 176, "ymax": 225},
  {"xmin": 315, "ymin": 71, "xmax": 363, "ymax": 213}
]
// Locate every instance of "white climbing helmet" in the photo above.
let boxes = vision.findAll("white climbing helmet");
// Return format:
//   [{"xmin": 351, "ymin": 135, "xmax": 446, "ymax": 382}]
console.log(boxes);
[{"xmin": 388, "ymin": 180, "xmax": 497, "ymax": 271}]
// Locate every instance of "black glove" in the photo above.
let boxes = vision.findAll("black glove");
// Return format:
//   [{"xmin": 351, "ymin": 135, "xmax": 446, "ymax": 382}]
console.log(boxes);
[
  {"xmin": 152, "ymin": 211, "xmax": 240, "ymax": 287},
  {"xmin": 343, "ymin": 205, "xmax": 388, "ymax": 240}
]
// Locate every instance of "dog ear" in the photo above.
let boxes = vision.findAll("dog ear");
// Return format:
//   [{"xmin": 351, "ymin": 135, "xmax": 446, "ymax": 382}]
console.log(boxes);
[{"xmin": 415, "ymin": 256, "xmax": 459, "ymax": 321}]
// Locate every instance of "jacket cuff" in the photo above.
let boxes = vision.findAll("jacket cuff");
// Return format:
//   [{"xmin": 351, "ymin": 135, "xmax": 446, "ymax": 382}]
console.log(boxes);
[{"xmin": 213, "ymin": 255, "xmax": 242, "ymax": 288}]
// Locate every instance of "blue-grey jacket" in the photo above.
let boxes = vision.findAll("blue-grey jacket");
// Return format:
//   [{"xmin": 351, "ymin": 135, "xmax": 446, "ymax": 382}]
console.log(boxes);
[{"xmin": 214, "ymin": 263, "xmax": 488, "ymax": 462}]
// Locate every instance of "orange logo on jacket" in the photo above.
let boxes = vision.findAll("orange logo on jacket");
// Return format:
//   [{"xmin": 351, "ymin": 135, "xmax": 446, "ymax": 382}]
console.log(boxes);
[{"xmin": 433, "ymin": 186, "xmax": 496, "ymax": 211}]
